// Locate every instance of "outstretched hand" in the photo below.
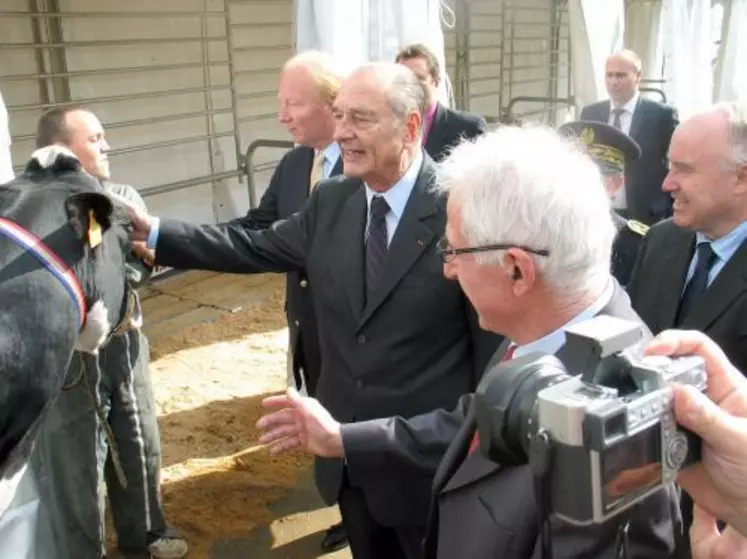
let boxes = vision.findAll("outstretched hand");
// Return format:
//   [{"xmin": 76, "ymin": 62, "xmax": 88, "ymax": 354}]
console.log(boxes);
[{"xmin": 256, "ymin": 388, "xmax": 344, "ymax": 458}]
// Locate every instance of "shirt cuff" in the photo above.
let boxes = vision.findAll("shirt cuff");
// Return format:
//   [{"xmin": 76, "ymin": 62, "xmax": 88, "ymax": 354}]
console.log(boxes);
[{"xmin": 146, "ymin": 217, "xmax": 160, "ymax": 250}]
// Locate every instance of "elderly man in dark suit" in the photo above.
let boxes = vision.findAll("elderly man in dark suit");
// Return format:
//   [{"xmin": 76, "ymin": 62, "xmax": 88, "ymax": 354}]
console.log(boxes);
[
  {"xmin": 581, "ymin": 49, "xmax": 679, "ymax": 225},
  {"xmin": 627, "ymin": 101, "xmax": 747, "ymax": 556},
  {"xmin": 122, "ymin": 62, "xmax": 500, "ymax": 559},
  {"xmin": 257, "ymin": 126, "xmax": 681, "ymax": 559},
  {"xmin": 558, "ymin": 120, "xmax": 649, "ymax": 287},
  {"xmin": 395, "ymin": 42, "xmax": 487, "ymax": 162}
]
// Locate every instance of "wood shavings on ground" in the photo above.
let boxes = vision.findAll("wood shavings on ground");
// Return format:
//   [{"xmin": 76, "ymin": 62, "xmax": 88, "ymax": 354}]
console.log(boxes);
[{"xmin": 106, "ymin": 273, "xmax": 312, "ymax": 559}]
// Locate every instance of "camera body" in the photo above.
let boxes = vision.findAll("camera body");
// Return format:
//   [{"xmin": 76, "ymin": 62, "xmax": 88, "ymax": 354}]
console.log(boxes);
[{"xmin": 474, "ymin": 315, "xmax": 707, "ymax": 526}]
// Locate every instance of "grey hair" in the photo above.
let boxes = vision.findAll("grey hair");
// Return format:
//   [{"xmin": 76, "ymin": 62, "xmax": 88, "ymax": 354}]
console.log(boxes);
[
  {"xmin": 722, "ymin": 102, "xmax": 747, "ymax": 167},
  {"xmin": 355, "ymin": 62, "xmax": 428, "ymax": 126},
  {"xmin": 434, "ymin": 125, "xmax": 616, "ymax": 297}
]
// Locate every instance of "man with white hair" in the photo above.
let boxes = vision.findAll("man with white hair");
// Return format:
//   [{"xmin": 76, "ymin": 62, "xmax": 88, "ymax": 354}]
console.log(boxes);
[
  {"xmin": 256, "ymin": 125, "xmax": 681, "ymax": 558},
  {"xmin": 627, "ymin": 101, "xmax": 747, "ymax": 556}
]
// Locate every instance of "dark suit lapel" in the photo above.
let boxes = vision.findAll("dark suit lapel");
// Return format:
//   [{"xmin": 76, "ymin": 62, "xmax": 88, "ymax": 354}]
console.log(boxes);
[
  {"xmin": 424, "ymin": 104, "xmax": 447, "ymax": 158},
  {"xmin": 628, "ymin": 97, "xmax": 646, "ymax": 140},
  {"xmin": 358, "ymin": 161, "xmax": 440, "ymax": 328},
  {"xmin": 651, "ymin": 228, "xmax": 695, "ymax": 330},
  {"xmin": 681, "ymin": 239, "xmax": 747, "ymax": 330},
  {"xmin": 332, "ymin": 183, "xmax": 367, "ymax": 321}
]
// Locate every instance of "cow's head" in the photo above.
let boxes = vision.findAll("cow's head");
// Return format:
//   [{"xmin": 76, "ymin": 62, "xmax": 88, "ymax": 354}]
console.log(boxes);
[{"xmin": 0, "ymin": 146, "xmax": 133, "ymax": 502}]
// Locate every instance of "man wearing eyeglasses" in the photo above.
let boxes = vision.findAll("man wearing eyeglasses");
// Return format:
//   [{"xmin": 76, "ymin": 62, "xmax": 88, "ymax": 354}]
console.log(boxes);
[
  {"xmin": 256, "ymin": 126, "xmax": 680, "ymax": 559},
  {"xmin": 117, "ymin": 62, "xmax": 500, "ymax": 559}
]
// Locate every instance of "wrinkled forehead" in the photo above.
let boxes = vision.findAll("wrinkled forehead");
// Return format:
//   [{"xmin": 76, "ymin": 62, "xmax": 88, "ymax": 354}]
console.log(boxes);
[{"xmin": 334, "ymin": 73, "xmax": 389, "ymax": 113}]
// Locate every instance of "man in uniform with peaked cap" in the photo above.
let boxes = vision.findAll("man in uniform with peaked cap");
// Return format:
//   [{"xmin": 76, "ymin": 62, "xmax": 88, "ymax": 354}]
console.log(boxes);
[{"xmin": 559, "ymin": 120, "xmax": 649, "ymax": 286}]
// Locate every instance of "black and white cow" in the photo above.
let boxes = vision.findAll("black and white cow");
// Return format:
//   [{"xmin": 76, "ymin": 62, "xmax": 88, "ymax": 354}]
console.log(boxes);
[{"xmin": 0, "ymin": 146, "xmax": 133, "ymax": 515}]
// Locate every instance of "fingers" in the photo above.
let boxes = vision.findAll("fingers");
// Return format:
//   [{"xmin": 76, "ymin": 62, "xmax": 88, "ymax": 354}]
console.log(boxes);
[
  {"xmin": 645, "ymin": 330, "xmax": 744, "ymax": 403},
  {"xmin": 673, "ymin": 384, "xmax": 747, "ymax": 452},
  {"xmin": 256, "ymin": 408, "xmax": 297, "ymax": 430},
  {"xmin": 258, "ymin": 424, "xmax": 303, "ymax": 445},
  {"xmin": 265, "ymin": 437, "xmax": 302, "ymax": 456},
  {"xmin": 261, "ymin": 395, "xmax": 293, "ymax": 410}
]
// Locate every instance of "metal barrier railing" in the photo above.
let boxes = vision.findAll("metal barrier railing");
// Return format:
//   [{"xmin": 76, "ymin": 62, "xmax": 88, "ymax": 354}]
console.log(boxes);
[
  {"xmin": 503, "ymin": 95, "xmax": 575, "ymax": 124},
  {"xmin": 243, "ymin": 139, "xmax": 295, "ymax": 209},
  {"xmin": 640, "ymin": 87, "xmax": 668, "ymax": 104}
]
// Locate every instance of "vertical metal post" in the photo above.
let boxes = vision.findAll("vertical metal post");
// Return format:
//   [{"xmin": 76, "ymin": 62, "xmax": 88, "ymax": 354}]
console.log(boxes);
[
  {"xmin": 223, "ymin": 0, "xmax": 244, "ymax": 182},
  {"xmin": 498, "ymin": 0, "xmax": 506, "ymax": 118},
  {"xmin": 547, "ymin": 0, "xmax": 562, "ymax": 126},
  {"xmin": 28, "ymin": 0, "xmax": 52, "ymax": 106},
  {"xmin": 44, "ymin": 0, "xmax": 71, "ymax": 103}
]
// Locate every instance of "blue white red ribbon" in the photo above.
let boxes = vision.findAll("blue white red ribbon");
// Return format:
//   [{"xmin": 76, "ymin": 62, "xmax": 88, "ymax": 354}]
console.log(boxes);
[{"xmin": 0, "ymin": 217, "xmax": 86, "ymax": 328}]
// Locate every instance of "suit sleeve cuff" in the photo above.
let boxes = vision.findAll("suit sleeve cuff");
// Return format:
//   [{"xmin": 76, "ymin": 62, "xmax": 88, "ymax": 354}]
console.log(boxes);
[{"xmin": 146, "ymin": 217, "xmax": 161, "ymax": 249}]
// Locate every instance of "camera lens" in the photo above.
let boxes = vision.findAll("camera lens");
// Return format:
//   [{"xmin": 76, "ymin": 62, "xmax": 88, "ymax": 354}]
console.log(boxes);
[{"xmin": 475, "ymin": 353, "xmax": 569, "ymax": 465}]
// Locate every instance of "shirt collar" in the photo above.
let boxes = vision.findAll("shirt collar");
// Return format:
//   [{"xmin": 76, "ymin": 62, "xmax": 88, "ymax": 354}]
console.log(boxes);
[
  {"xmin": 695, "ymin": 220, "xmax": 747, "ymax": 263},
  {"xmin": 364, "ymin": 149, "xmax": 424, "ymax": 219},
  {"xmin": 613, "ymin": 92, "xmax": 639, "ymax": 114},
  {"xmin": 512, "ymin": 278, "xmax": 615, "ymax": 359},
  {"xmin": 321, "ymin": 142, "xmax": 341, "ymax": 165}
]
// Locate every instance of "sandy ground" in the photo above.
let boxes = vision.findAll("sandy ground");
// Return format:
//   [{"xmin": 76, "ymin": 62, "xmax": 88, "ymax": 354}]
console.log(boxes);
[{"xmin": 106, "ymin": 271, "xmax": 351, "ymax": 559}]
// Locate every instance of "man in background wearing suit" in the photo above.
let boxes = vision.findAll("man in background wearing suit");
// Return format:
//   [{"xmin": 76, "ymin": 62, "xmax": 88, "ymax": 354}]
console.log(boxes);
[
  {"xmin": 124, "ymin": 62, "xmax": 500, "ymax": 559},
  {"xmin": 233, "ymin": 50, "xmax": 348, "ymax": 554},
  {"xmin": 395, "ymin": 42, "xmax": 487, "ymax": 162},
  {"xmin": 257, "ymin": 126, "xmax": 680, "ymax": 559},
  {"xmin": 558, "ymin": 120, "xmax": 649, "ymax": 287},
  {"xmin": 581, "ymin": 49, "xmax": 678, "ymax": 224},
  {"xmin": 627, "ymin": 102, "xmax": 747, "ymax": 556}
]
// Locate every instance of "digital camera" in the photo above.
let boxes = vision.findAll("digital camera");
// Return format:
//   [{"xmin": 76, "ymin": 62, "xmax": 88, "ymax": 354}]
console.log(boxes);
[{"xmin": 474, "ymin": 315, "xmax": 707, "ymax": 526}]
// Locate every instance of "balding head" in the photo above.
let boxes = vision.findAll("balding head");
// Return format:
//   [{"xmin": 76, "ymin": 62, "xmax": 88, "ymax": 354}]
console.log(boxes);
[
  {"xmin": 332, "ymin": 62, "xmax": 427, "ymax": 190},
  {"xmin": 605, "ymin": 50, "xmax": 642, "ymax": 107},
  {"xmin": 664, "ymin": 102, "xmax": 747, "ymax": 239}
]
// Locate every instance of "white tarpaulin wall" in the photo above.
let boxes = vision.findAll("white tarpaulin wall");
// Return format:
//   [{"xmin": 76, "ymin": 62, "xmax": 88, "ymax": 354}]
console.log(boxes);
[
  {"xmin": 0, "ymin": 90, "xmax": 13, "ymax": 184},
  {"xmin": 294, "ymin": 0, "xmax": 453, "ymax": 105},
  {"xmin": 567, "ymin": 0, "xmax": 625, "ymax": 111},
  {"xmin": 660, "ymin": 0, "xmax": 714, "ymax": 118},
  {"xmin": 714, "ymin": 0, "xmax": 747, "ymax": 102},
  {"xmin": 625, "ymin": 0, "xmax": 664, "ymax": 84}
]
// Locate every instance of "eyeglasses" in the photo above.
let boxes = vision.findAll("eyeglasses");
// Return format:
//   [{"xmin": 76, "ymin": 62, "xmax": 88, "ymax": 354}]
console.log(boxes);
[{"xmin": 436, "ymin": 237, "xmax": 551, "ymax": 263}]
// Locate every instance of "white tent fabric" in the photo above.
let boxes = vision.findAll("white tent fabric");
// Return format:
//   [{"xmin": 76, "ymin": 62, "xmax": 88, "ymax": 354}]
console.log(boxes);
[
  {"xmin": 566, "ymin": 0, "xmax": 626, "ymax": 112},
  {"xmin": 0, "ymin": 91, "xmax": 13, "ymax": 184},
  {"xmin": 660, "ymin": 0, "xmax": 714, "ymax": 118},
  {"xmin": 625, "ymin": 0, "xmax": 665, "ymax": 84},
  {"xmin": 294, "ymin": 0, "xmax": 452, "ymax": 104},
  {"xmin": 714, "ymin": 0, "xmax": 747, "ymax": 102}
]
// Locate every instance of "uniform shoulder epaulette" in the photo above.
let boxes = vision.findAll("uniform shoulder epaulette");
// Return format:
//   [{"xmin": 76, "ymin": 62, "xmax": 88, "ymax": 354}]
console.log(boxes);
[{"xmin": 626, "ymin": 219, "xmax": 649, "ymax": 236}]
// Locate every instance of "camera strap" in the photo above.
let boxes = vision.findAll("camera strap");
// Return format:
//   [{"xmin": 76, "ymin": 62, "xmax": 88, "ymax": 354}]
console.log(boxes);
[{"xmin": 529, "ymin": 431, "xmax": 555, "ymax": 559}]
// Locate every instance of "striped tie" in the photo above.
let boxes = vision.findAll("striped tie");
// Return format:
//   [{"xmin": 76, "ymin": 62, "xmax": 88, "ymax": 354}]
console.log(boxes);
[
  {"xmin": 309, "ymin": 150, "xmax": 325, "ymax": 192},
  {"xmin": 365, "ymin": 196, "xmax": 389, "ymax": 301}
]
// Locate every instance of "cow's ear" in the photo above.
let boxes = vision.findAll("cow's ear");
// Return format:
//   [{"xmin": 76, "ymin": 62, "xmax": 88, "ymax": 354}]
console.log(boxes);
[{"xmin": 65, "ymin": 192, "xmax": 114, "ymax": 248}]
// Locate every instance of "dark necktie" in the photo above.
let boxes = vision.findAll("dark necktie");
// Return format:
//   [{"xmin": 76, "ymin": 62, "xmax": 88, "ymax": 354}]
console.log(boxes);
[
  {"xmin": 365, "ymin": 196, "xmax": 389, "ymax": 299},
  {"xmin": 612, "ymin": 108, "xmax": 624, "ymax": 130},
  {"xmin": 469, "ymin": 344, "xmax": 517, "ymax": 455},
  {"xmin": 675, "ymin": 242, "xmax": 717, "ymax": 326}
]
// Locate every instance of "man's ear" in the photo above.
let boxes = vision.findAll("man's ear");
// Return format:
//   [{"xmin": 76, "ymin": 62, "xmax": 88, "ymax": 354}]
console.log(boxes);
[{"xmin": 65, "ymin": 192, "xmax": 114, "ymax": 248}]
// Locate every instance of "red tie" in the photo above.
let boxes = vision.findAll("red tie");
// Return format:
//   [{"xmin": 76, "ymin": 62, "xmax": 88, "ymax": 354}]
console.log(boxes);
[{"xmin": 469, "ymin": 344, "xmax": 517, "ymax": 455}]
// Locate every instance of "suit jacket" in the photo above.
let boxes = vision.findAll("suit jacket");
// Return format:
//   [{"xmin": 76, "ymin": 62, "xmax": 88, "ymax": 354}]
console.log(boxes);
[
  {"xmin": 153, "ymin": 154, "xmax": 502, "ymax": 527},
  {"xmin": 232, "ymin": 146, "xmax": 343, "ymax": 396},
  {"xmin": 611, "ymin": 210, "xmax": 648, "ymax": 288},
  {"xmin": 627, "ymin": 219, "xmax": 747, "ymax": 374},
  {"xmin": 341, "ymin": 281, "xmax": 680, "ymax": 559},
  {"xmin": 581, "ymin": 98, "xmax": 678, "ymax": 224},
  {"xmin": 425, "ymin": 104, "xmax": 487, "ymax": 163}
]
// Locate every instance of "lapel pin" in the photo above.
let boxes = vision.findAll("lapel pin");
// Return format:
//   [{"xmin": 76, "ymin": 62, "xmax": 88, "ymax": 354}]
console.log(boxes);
[{"xmin": 416, "ymin": 239, "xmax": 424, "ymax": 249}]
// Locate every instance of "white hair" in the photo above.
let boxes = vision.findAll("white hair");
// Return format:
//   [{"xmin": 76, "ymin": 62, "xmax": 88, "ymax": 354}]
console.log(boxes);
[
  {"xmin": 719, "ymin": 102, "xmax": 747, "ymax": 167},
  {"xmin": 434, "ymin": 125, "xmax": 616, "ymax": 297}
]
